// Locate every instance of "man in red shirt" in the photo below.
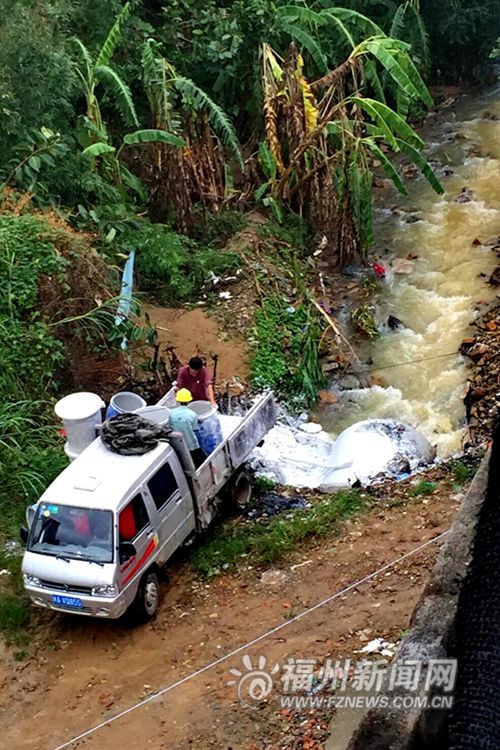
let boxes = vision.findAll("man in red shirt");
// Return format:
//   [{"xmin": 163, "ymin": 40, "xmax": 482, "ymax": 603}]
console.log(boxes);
[{"xmin": 176, "ymin": 357, "xmax": 216, "ymax": 405}]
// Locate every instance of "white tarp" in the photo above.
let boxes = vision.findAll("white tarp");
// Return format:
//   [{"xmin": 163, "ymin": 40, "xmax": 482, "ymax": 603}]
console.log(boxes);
[{"xmin": 250, "ymin": 419, "xmax": 436, "ymax": 490}]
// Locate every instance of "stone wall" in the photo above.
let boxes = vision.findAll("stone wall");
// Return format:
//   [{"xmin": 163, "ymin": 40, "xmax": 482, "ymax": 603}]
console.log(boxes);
[{"xmin": 337, "ymin": 451, "xmax": 492, "ymax": 750}]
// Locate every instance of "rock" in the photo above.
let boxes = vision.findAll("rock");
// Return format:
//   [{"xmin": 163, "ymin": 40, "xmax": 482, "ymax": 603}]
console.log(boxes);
[
  {"xmin": 488, "ymin": 267, "xmax": 500, "ymax": 286},
  {"xmin": 321, "ymin": 360, "xmax": 340, "ymax": 374},
  {"xmin": 338, "ymin": 375, "xmax": 361, "ymax": 391},
  {"xmin": 472, "ymin": 238, "xmax": 483, "ymax": 246},
  {"xmin": 369, "ymin": 375, "xmax": 388, "ymax": 388},
  {"xmin": 468, "ymin": 343, "xmax": 489, "ymax": 363},
  {"xmin": 317, "ymin": 390, "xmax": 340, "ymax": 405},
  {"xmin": 461, "ymin": 337, "xmax": 477, "ymax": 347},
  {"xmin": 260, "ymin": 570, "xmax": 288, "ymax": 588},
  {"xmin": 299, "ymin": 422, "xmax": 323, "ymax": 435},
  {"xmin": 387, "ymin": 315, "xmax": 405, "ymax": 330},
  {"xmin": 455, "ymin": 187, "xmax": 475, "ymax": 203},
  {"xmin": 470, "ymin": 387, "xmax": 487, "ymax": 401},
  {"xmin": 391, "ymin": 258, "xmax": 415, "ymax": 274}
]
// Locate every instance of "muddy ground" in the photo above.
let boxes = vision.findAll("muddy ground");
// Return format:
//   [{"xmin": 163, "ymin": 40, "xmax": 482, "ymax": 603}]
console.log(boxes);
[{"xmin": 0, "ymin": 468, "xmax": 466, "ymax": 750}]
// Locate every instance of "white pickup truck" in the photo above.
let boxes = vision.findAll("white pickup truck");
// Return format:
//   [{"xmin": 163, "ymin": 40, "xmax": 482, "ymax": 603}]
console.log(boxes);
[{"xmin": 20, "ymin": 391, "xmax": 276, "ymax": 620}]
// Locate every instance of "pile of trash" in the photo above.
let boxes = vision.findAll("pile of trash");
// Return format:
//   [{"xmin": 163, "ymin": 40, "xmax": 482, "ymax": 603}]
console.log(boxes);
[
  {"xmin": 245, "ymin": 492, "xmax": 306, "ymax": 519},
  {"xmin": 250, "ymin": 418, "xmax": 436, "ymax": 491}
]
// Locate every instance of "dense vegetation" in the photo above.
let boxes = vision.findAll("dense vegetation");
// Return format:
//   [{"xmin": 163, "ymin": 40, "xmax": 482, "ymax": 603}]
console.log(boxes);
[{"xmin": 3, "ymin": 0, "xmax": 497, "ymax": 264}]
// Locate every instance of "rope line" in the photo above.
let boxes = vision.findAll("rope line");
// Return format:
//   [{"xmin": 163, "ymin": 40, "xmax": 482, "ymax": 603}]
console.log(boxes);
[
  {"xmin": 51, "ymin": 529, "xmax": 450, "ymax": 750},
  {"xmin": 350, "ymin": 350, "xmax": 462, "ymax": 375}
]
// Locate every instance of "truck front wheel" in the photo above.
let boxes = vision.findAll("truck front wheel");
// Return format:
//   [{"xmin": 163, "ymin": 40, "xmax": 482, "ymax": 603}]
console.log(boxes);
[{"xmin": 130, "ymin": 570, "xmax": 159, "ymax": 621}]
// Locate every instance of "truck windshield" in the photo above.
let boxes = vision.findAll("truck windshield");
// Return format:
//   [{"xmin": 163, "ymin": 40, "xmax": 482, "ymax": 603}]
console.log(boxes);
[{"xmin": 28, "ymin": 503, "xmax": 114, "ymax": 564}]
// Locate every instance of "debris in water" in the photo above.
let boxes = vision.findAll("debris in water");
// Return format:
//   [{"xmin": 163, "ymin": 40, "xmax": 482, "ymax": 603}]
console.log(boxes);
[
  {"xmin": 371, "ymin": 261, "xmax": 386, "ymax": 279},
  {"xmin": 455, "ymin": 186, "xmax": 475, "ymax": 203}
]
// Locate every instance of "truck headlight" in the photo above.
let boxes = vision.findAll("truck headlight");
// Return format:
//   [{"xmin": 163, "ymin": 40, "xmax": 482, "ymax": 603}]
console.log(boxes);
[
  {"xmin": 92, "ymin": 584, "xmax": 117, "ymax": 597},
  {"xmin": 23, "ymin": 574, "xmax": 42, "ymax": 587}
]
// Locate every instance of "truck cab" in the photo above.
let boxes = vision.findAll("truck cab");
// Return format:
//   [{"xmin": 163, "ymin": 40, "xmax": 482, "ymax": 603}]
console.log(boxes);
[{"xmin": 23, "ymin": 440, "xmax": 195, "ymax": 619}]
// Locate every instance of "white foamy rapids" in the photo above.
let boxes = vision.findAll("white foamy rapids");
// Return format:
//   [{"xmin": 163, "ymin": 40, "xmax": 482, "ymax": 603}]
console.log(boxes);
[{"xmin": 317, "ymin": 98, "xmax": 500, "ymax": 458}]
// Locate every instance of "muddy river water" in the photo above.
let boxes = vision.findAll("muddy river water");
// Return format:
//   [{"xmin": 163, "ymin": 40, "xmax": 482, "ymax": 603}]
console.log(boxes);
[{"xmin": 318, "ymin": 90, "xmax": 500, "ymax": 457}]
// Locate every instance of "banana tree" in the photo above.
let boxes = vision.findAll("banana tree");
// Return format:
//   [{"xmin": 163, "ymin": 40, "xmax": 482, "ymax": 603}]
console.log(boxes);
[
  {"xmin": 141, "ymin": 39, "xmax": 243, "ymax": 231},
  {"xmin": 74, "ymin": 4, "xmax": 187, "ymax": 233},
  {"xmin": 73, "ymin": 1, "xmax": 138, "ymax": 146},
  {"xmin": 257, "ymin": 33, "xmax": 442, "ymax": 268}
]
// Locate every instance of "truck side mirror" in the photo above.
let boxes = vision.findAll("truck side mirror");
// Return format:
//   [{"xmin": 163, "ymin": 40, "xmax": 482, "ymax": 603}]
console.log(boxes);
[
  {"xmin": 20, "ymin": 526, "xmax": 29, "ymax": 546},
  {"xmin": 26, "ymin": 504, "xmax": 36, "ymax": 529},
  {"xmin": 119, "ymin": 541, "xmax": 136, "ymax": 564}
]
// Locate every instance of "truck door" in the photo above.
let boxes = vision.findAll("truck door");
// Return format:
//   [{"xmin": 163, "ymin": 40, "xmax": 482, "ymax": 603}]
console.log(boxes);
[
  {"xmin": 144, "ymin": 460, "xmax": 195, "ymax": 561},
  {"xmin": 118, "ymin": 493, "xmax": 156, "ymax": 593}
]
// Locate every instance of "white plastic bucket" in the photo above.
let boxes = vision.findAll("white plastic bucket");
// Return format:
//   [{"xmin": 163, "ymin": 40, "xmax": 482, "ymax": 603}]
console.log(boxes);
[
  {"xmin": 55, "ymin": 392, "xmax": 105, "ymax": 461},
  {"xmin": 135, "ymin": 406, "xmax": 171, "ymax": 426},
  {"xmin": 107, "ymin": 391, "xmax": 146, "ymax": 419}
]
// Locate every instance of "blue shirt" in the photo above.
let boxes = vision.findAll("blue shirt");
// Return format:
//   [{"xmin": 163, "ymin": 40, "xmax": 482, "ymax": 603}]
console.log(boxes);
[{"xmin": 169, "ymin": 405, "xmax": 200, "ymax": 451}]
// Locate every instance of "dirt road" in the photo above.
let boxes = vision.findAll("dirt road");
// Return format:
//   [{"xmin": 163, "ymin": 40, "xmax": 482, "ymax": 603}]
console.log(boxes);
[{"xmin": 0, "ymin": 483, "xmax": 463, "ymax": 750}]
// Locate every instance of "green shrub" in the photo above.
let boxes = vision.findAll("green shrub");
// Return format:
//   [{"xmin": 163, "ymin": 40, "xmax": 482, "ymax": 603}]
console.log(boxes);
[
  {"xmin": 0, "ymin": 215, "xmax": 67, "ymax": 317},
  {"xmin": 126, "ymin": 223, "xmax": 241, "ymax": 304},
  {"xmin": 409, "ymin": 480, "xmax": 437, "ymax": 497},
  {"xmin": 251, "ymin": 297, "xmax": 325, "ymax": 404},
  {"xmin": 192, "ymin": 209, "xmax": 248, "ymax": 247},
  {"xmin": 449, "ymin": 460, "xmax": 476, "ymax": 486}
]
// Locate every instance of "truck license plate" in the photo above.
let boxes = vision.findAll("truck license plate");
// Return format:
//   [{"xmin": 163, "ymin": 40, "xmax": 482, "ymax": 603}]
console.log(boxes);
[{"xmin": 52, "ymin": 595, "xmax": 83, "ymax": 608}]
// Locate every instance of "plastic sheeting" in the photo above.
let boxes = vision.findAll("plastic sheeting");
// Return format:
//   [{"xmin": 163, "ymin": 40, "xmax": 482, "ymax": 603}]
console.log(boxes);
[{"xmin": 250, "ymin": 418, "xmax": 436, "ymax": 490}]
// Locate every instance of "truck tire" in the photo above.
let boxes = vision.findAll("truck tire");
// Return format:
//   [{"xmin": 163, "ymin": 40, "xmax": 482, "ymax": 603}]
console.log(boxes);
[
  {"xmin": 130, "ymin": 569, "xmax": 159, "ymax": 621},
  {"xmin": 225, "ymin": 470, "xmax": 252, "ymax": 514}
]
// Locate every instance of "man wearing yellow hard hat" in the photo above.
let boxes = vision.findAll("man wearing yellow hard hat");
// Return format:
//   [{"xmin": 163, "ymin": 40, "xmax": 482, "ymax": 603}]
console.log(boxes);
[{"xmin": 169, "ymin": 388, "xmax": 207, "ymax": 468}]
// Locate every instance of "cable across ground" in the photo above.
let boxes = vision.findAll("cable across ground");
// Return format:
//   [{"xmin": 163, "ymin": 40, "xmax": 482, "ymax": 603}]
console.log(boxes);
[{"xmin": 51, "ymin": 529, "xmax": 450, "ymax": 750}]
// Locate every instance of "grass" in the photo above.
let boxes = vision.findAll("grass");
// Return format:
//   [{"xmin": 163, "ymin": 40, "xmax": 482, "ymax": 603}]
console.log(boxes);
[
  {"xmin": 409, "ymin": 480, "xmax": 438, "ymax": 497},
  {"xmin": 189, "ymin": 489, "xmax": 368, "ymax": 578},
  {"xmin": 0, "ymin": 594, "xmax": 31, "ymax": 645},
  {"xmin": 449, "ymin": 459, "xmax": 476, "ymax": 486}
]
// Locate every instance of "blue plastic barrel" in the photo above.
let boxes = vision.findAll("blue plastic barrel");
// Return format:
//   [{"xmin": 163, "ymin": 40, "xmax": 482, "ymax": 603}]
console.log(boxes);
[
  {"xmin": 188, "ymin": 401, "xmax": 223, "ymax": 455},
  {"xmin": 106, "ymin": 391, "xmax": 146, "ymax": 420}
]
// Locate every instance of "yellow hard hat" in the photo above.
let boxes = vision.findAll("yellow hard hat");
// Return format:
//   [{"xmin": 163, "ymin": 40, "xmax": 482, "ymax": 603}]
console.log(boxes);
[{"xmin": 176, "ymin": 388, "xmax": 193, "ymax": 403}]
